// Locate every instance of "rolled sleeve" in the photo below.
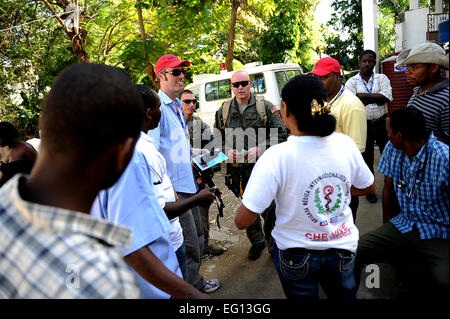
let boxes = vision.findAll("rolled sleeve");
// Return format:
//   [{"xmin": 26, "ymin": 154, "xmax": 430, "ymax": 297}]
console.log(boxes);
[{"xmin": 378, "ymin": 74, "xmax": 393, "ymax": 102}]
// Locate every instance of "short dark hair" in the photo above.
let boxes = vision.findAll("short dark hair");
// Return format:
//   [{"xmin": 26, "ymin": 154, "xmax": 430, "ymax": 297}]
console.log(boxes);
[
  {"xmin": 0, "ymin": 122, "xmax": 18, "ymax": 147},
  {"xmin": 388, "ymin": 108, "xmax": 427, "ymax": 141},
  {"xmin": 179, "ymin": 89, "xmax": 194, "ymax": 98},
  {"xmin": 281, "ymin": 75, "xmax": 336, "ymax": 137},
  {"xmin": 40, "ymin": 63, "xmax": 144, "ymax": 158},
  {"xmin": 25, "ymin": 122, "xmax": 37, "ymax": 137},
  {"xmin": 136, "ymin": 85, "xmax": 160, "ymax": 112},
  {"xmin": 359, "ymin": 50, "xmax": 377, "ymax": 61}
]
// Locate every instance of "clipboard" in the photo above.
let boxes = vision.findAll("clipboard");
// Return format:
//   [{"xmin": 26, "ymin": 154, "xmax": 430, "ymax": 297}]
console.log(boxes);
[{"xmin": 192, "ymin": 148, "xmax": 228, "ymax": 171}]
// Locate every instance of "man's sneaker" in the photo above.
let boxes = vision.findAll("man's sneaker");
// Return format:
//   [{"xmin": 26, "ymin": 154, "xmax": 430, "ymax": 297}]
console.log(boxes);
[
  {"xmin": 201, "ymin": 279, "xmax": 220, "ymax": 293},
  {"xmin": 204, "ymin": 244, "xmax": 227, "ymax": 256},
  {"xmin": 248, "ymin": 242, "xmax": 266, "ymax": 260}
]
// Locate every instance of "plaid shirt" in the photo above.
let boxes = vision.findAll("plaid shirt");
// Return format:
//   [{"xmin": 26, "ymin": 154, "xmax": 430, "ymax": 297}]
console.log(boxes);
[
  {"xmin": 377, "ymin": 133, "xmax": 449, "ymax": 239},
  {"xmin": 0, "ymin": 175, "xmax": 140, "ymax": 298}
]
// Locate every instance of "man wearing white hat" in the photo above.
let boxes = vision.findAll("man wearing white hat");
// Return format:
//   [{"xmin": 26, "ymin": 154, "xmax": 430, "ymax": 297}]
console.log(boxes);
[{"xmin": 397, "ymin": 42, "xmax": 449, "ymax": 145}]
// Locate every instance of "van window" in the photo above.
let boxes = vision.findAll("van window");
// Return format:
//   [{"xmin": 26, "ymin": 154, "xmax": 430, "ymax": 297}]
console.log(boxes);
[
  {"xmin": 205, "ymin": 80, "xmax": 231, "ymax": 101},
  {"xmin": 275, "ymin": 71, "xmax": 288, "ymax": 96},
  {"xmin": 286, "ymin": 69, "xmax": 301, "ymax": 80},
  {"xmin": 190, "ymin": 87, "xmax": 200, "ymax": 100},
  {"xmin": 275, "ymin": 70, "xmax": 302, "ymax": 96},
  {"xmin": 250, "ymin": 73, "xmax": 266, "ymax": 94}
]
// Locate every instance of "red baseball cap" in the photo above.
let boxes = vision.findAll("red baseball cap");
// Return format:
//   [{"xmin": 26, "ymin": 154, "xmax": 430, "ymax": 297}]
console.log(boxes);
[
  {"xmin": 155, "ymin": 54, "xmax": 190, "ymax": 74},
  {"xmin": 308, "ymin": 57, "xmax": 341, "ymax": 76}
]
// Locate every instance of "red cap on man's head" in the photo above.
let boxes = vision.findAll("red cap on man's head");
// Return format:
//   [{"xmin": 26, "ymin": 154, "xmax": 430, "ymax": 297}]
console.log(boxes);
[
  {"xmin": 308, "ymin": 57, "xmax": 341, "ymax": 76},
  {"xmin": 155, "ymin": 54, "xmax": 190, "ymax": 75}
]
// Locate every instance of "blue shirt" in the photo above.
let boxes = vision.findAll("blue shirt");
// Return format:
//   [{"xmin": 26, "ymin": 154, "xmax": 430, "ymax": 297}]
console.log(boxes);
[
  {"xmin": 147, "ymin": 90, "xmax": 197, "ymax": 194},
  {"xmin": 377, "ymin": 132, "xmax": 449, "ymax": 239},
  {"xmin": 91, "ymin": 133, "xmax": 182, "ymax": 299}
]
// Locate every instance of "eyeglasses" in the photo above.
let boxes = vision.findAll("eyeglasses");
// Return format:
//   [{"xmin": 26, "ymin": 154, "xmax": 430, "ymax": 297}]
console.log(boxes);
[
  {"xmin": 231, "ymin": 81, "xmax": 250, "ymax": 88},
  {"xmin": 182, "ymin": 99, "xmax": 197, "ymax": 104},
  {"xmin": 164, "ymin": 69, "xmax": 186, "ymax": 76}
]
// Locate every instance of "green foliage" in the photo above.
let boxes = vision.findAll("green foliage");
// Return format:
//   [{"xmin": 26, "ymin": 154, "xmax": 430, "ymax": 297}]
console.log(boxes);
[
  {"xmin": 325, "ymin": 0, "xmax": 363, "ymax": 71},
  {"xmin": 0, "ymin": 0, "xmax": 79, "ymax": 132},
  {"xmin": 260, "ymin": 1, "xmax": 300, "ymax": 64},
  {"xmin": 378, "ymin": 5, "xmax": 397, "ymax": 62},
  {"xmin": 259, "ymin": 0, "xmax": 323, "ymax": 72},
  {"xmin": 1, "ymin": 0, "xmax": 325, "ymax": 131}
]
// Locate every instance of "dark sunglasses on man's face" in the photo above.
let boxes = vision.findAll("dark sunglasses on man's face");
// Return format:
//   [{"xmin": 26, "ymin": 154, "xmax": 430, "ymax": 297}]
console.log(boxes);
[
  {"xmin": 231, "ymin": 81, "xmax": 250, "ymax": 88},
  {"xmin": 165, "ymin": 69, "xmax": 186, "ymax": 76},
  {"xmin": 182, "ymin": 99, "xmax": 197, "ymax": 104}
]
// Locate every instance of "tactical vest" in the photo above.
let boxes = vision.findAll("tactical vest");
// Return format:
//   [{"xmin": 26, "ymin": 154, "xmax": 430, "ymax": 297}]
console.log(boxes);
[{"xmin": 221, "ymin": 95, "xmax": 267, "ymax": 128}]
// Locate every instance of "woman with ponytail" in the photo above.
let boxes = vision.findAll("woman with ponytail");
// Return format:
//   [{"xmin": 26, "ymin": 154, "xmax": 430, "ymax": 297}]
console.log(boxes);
[{"xmin": 235, "ymin": 75, "xmax": 375, "ymax": 299}]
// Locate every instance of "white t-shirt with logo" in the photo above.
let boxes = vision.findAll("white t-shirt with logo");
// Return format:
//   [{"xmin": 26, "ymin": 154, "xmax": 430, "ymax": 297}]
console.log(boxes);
[{"xmin": 242, "ymin": 133, "xmax": 374, "ymax": 253}]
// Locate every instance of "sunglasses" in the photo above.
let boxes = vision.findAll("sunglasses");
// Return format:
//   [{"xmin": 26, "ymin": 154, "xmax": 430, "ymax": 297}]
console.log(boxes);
[
  {"xmin": 182, "ymin": 99, "xmax": 197, "ymax": 104},
  {"xmin": 231, "ymin": 81, "xmax": 250, "ymax": 88},
  {"xmin": 164, "ymin": 69, "xmax": 186, "ymax": 76}
]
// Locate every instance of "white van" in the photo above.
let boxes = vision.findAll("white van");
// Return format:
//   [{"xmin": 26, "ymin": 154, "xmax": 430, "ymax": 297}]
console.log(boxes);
[{"xmin": 184, "ymin": 62, "xmax": 303, "ymax": 128}]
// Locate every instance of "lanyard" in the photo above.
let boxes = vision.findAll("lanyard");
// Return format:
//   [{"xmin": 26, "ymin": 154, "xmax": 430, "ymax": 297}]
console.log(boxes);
[
  {"xmin": 168, "ymin": 101, "xmax": 192, "ymax": 157},
  {"xmin": 329, "ymin": 86, "xmax": 345, "ymax": 107},
  {"xmin": 398, "ymin": 145, "xmax": 428, "ymax": 198},
  {"xmin": 169, "ymin": 102, "xmax": 187, "ymax": 130},
  {"xmin": 359, "ymin": 73, "xmax": 374, "ymax": 94}
]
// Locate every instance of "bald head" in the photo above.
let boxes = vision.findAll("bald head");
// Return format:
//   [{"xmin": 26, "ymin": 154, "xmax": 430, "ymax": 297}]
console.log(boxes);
[{"xmin": 231, "ymin": 71, "xmax": 252, "ymax": 104}]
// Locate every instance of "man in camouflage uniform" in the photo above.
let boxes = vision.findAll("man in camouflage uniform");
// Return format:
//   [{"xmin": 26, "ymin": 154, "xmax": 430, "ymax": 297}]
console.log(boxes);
[
  {"xmin": 180, "ymin": 89, "xmax": 226, "ymax": 256},
  {"xmin": 214, "ymin": 70, "xmax": 287, "ymax": 260}
]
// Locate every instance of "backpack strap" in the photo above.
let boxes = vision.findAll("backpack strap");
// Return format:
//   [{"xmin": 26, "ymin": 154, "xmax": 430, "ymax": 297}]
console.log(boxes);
[
  {"xmin": 255, "ymin": 95, "xmax": 267, "ymax": 127},
  {"xmin": 222, "ymin": 99, "xmax": 232, "ymax": 128}
]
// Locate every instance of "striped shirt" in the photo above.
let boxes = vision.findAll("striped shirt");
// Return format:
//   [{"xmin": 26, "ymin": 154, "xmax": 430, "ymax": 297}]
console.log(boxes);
[
  {"xmin": 345, "ymin": 72, "xmax": 393, "ymax": 120},
  {"xmin": 407, "ymin": 79, "xmax": 449, "ymax": 141},
  {"xmin": 377, "ymin": 133, "xmax": 449, "ymax": 239},
  {"xmin": 0, "ymin": 175, "xmax": 140, "ymax": 298}
]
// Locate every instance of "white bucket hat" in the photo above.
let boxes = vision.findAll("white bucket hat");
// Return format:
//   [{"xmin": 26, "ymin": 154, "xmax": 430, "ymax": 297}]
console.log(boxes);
[{"xmin": 396, "ymin": 42, "xmax": 449, "ymax": 69}]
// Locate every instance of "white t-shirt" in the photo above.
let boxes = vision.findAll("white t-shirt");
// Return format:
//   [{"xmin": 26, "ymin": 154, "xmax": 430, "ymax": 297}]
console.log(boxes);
[
  {"xmin": 242, "ymin": 133, "xmax": 374, "ymax": 253},
  {"xmin": 26, "ymin": 138, "xmax": 41, "ymax": 153},
  {"xmin": 143, "ymin": 132, "xmax": 184, "ymax": 252}
]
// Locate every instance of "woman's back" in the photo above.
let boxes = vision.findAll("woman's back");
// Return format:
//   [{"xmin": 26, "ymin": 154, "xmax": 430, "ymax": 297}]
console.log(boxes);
[{"xmin": 242, "ymin": 132, "xmax": 372, "ymax": 252}]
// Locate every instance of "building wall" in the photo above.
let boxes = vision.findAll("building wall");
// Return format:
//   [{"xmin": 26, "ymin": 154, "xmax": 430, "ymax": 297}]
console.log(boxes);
[{"xmin": 395, "ymin": 7, "xmax": 430, "ymax": 50}]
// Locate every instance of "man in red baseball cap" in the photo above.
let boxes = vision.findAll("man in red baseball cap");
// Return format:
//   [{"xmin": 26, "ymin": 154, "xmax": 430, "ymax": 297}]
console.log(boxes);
[
  {"xmin": 309, "ymin": 56, "xmax": 367, "ymax": 222},
  {"xmin": 155, "ymin": 54, "xmax": 191, "ymax": 75},
  {"xmin": 148, "ymin": 54, "xmax": 221, "ymax": 294},
  {"xmin": 308, "ymin": 57, "xmax": 342, "ymax": 76}
]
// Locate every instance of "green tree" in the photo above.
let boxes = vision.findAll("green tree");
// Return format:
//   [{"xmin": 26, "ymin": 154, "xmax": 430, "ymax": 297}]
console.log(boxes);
[
  {"xmin": 259, "ymin": 0, "xmax": 323, "ymax": 72},
  {"xmin": 0, "ymin": 0, "xmax": 78, "ymax": 131},
  {"xmin": 325, "ymin": 0, "xmax": 363, "ymax": 72}
]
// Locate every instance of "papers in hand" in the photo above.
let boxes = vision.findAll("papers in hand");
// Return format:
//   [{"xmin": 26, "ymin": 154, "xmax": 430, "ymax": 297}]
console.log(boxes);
[{"xmin": 193, "ymin": 148, "xmax": 228, "ymax": 171}]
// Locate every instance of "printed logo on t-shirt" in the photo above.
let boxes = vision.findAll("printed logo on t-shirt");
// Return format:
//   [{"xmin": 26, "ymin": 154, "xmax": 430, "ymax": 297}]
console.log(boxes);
[{"xmin": 302, "ymin": 172, "xmax": 351, "ymax": 226}]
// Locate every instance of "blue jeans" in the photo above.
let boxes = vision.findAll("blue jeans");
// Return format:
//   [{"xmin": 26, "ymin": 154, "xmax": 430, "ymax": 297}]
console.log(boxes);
[
  {"xmin": 273, "ymin": 243, "xmax": 357, "ymax": 299},
  {"xmin": 175, "ymin": 243, "xmax": 187, "ymax": 280}
]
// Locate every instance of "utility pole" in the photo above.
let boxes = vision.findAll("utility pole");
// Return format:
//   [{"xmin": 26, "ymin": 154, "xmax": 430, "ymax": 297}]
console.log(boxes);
[{"xmin": 362, "ymin": 0, "xmax": 379, "ymax": 71}]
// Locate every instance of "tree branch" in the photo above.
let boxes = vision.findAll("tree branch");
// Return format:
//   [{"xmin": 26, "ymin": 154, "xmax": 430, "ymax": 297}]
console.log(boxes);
[{"xmin": 40, "ymin": 0, "xmax": 70, "ymax": 35}]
